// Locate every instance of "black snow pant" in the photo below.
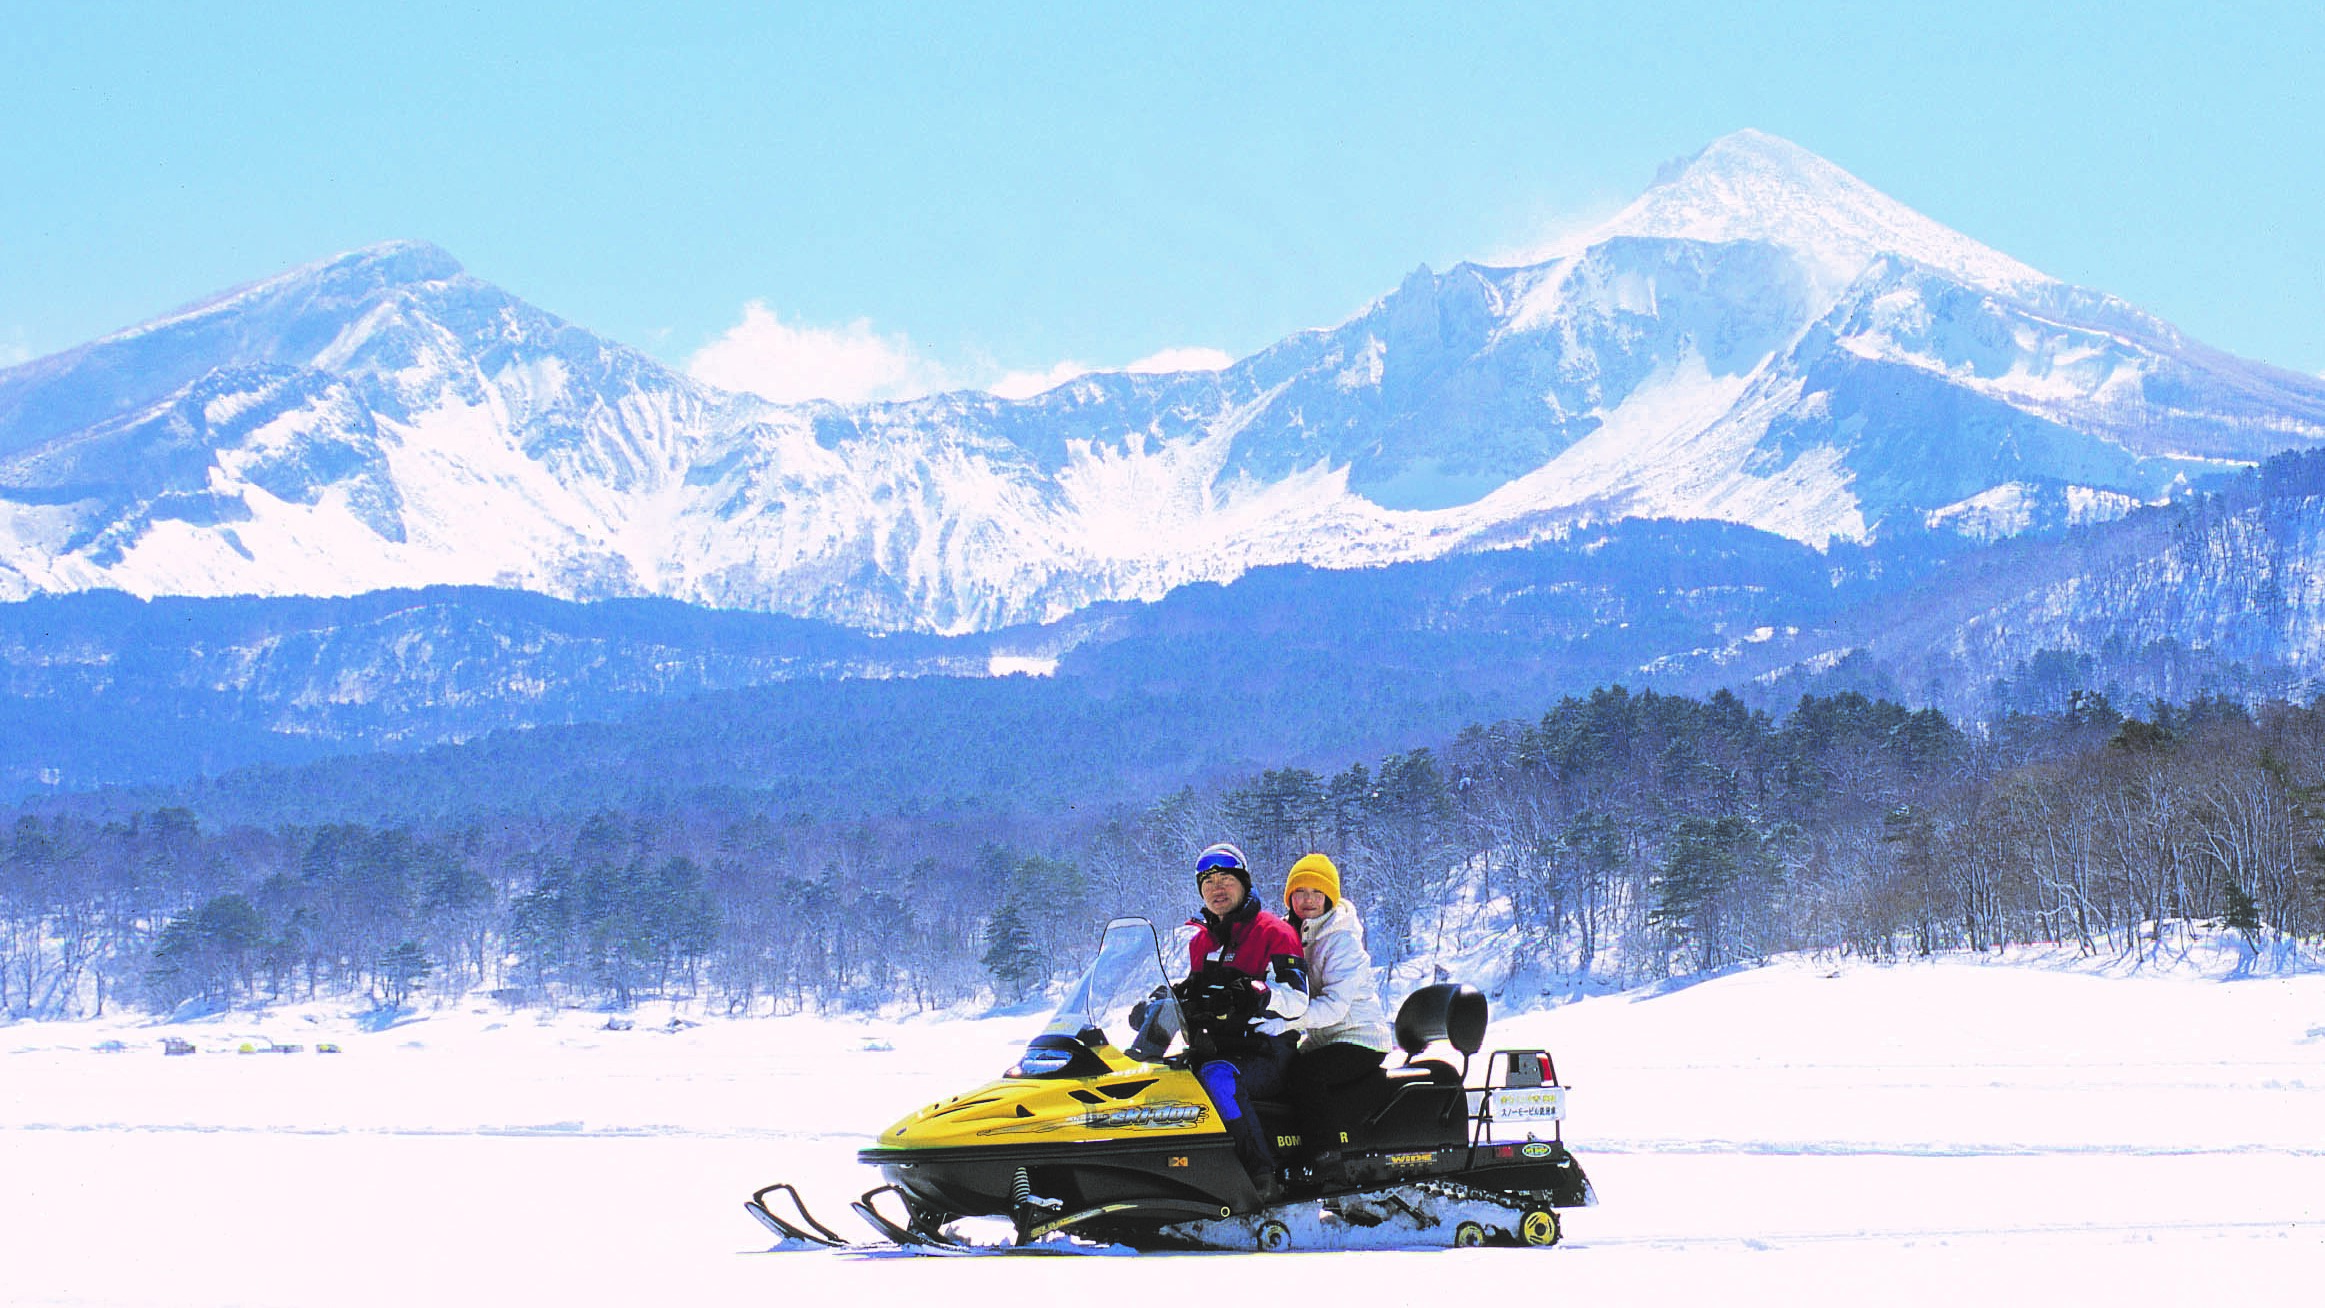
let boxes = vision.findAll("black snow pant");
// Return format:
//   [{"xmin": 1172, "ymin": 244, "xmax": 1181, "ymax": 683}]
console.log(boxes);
[
  {"xmin": 1196, "ymin": 1034, "xmax": 1295, "ymax": 1182},
  {"xmin": 1288, "ymin": 1041, "xmax": 1387, "ymax": 1158}
]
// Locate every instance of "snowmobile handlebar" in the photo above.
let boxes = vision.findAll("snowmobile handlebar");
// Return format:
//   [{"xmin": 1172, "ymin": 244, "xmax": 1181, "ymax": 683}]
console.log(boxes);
[{"xmin": 1171, "ymin": 968, "xmax": 1267, "ymax": 1049}]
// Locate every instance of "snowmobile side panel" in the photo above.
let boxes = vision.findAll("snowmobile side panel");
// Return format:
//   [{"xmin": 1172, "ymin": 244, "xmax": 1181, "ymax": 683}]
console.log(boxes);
[{"xmin": 872, "ymin": 1061, "xmax": 1223, "ymax": 1151}]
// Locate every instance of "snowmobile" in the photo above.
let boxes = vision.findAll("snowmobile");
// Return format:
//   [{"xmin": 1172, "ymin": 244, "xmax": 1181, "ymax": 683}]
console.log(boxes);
[{"xmin": 745, "ymin": 916, "xmax": 1595, "ymax": 1253}]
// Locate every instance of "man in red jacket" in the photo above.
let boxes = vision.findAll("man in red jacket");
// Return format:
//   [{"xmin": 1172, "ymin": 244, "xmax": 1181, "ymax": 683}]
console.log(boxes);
[{"xmin": 1178, "ymin": 842, "xmax": 1309, "ymax": 1201}]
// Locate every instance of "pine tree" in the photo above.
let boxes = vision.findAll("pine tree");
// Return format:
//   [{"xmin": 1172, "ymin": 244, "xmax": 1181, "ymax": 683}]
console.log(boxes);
[
  {"xmin": 2221, "ymin": 880, "xmax": 2263, "ymax": 949},
  {"xmin": 980, "ymin": 900, "xmax": 1042, "ymax": 1001},
  {"xmin": 378, "ymin": 940, "xmax": 432, "ymax": 1008}
]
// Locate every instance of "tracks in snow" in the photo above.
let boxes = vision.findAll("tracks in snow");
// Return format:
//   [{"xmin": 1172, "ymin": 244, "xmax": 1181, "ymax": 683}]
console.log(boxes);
[
  {"xmin": 1570, "ymin": 1215, "xmax": 2320, "ymax": 1252},
  {"xmin": 1591, "ymin": 1137, "xmax": 2325, "ymax": 1159}
]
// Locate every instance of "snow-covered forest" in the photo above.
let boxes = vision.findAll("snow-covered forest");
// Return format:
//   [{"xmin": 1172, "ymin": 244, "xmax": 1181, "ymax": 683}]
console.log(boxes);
[{"xmin": 6, "ymin": 686, "xmax": 2323, "ymax": 1020}]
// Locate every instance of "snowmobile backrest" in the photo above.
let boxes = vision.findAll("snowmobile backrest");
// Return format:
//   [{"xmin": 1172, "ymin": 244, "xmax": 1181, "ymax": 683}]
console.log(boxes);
[{"xmin": 1394, "ymin": 983, "xmax": 1488, "ymax": 1057}]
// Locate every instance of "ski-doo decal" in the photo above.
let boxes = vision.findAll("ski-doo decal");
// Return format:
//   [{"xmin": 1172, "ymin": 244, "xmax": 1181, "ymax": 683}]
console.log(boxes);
[{"xmin": 1081, "ymin": 1102, "xmax": 1206, "ymax": 1130}]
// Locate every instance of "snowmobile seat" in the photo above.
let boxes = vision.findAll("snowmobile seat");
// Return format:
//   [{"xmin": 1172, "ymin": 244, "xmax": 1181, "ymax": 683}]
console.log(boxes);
[
  {"xmin": 1346, "ymin": 1065, "xmax": 1467, "ymax": 1148},
  {"xmin": 1393, "ymin": 983, "xmax": 1487, "ymax": 1064},
  {"xmin": 1318, "ymin": 985, "xmax": 1492, "ymax": 1153}
]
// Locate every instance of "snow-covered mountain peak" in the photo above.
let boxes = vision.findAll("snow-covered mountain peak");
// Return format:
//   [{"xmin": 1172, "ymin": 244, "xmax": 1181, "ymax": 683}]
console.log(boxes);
[
  {"xmin": 274, "ymin": 238, "xmax": 463, "ymax": 286},
  {"xmin": 1584, "ymin": 129, "xmax": 2048, "ymax": 295},
  {"xmin": 287, "ymin": 240, "xmax": 467, "ymax": 300},
  {"xmin": 5, "ymin": 137, "xmax": 2323, "ymax": 632},
  {"xmin": 93, "ymin": 240, "xmax": 465, "ymax": 348}
]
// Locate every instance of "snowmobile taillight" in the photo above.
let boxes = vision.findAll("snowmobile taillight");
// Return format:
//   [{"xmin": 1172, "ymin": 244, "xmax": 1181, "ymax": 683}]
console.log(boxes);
[{"xmin": 1497, "ymin": 1048, "xmax": 1555, "ymax": 1088}]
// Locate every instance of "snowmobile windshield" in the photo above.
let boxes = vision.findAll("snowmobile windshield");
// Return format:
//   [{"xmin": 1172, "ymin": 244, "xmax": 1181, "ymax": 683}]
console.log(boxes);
[{"xmin": 1016, "ymin": 917, "xmax": 1188, "ymax": 1074}]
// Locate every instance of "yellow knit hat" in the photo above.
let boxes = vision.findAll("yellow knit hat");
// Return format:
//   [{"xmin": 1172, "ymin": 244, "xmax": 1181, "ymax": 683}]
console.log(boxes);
[{"xmin": 1284, "ymin": 852, "xmax": 1341, "ymax": 910}]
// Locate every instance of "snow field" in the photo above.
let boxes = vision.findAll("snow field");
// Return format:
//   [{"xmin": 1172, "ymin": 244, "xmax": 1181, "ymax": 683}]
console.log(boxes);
[{"xmin": 4, "ymin": 948, "xmax": 2321, "ymax": 1305}]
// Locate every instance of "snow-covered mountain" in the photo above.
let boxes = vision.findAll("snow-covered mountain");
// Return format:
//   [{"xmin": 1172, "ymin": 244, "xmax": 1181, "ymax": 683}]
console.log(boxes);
[{"xmin": 5, "ymin": 130, "xmax": 2322, "ymax": 633}]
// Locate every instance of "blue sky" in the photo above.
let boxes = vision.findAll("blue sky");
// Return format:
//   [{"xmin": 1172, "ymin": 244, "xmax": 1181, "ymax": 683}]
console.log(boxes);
[{"xmin": 4, "ymin": 1, "xmax": 2321, "ymax": 396}]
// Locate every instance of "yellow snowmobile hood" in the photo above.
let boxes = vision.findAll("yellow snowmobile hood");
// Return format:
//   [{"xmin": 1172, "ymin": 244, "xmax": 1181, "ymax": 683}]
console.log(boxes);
[{"xmin": 875, "ymin": 1046, "xmax": 1223, "ymax": 1150}]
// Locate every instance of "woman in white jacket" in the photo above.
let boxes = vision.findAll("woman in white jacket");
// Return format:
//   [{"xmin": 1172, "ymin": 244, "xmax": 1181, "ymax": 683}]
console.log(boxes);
[{"xmin": 1282, "ymin": 852, "xmax": 1393, "ymax": 1183}]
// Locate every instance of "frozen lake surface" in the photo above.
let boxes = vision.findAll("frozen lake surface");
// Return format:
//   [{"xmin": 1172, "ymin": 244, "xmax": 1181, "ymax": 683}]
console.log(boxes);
[{"xmin": 5, "ymin": 939, "xmax": 2322, "ymax": 1305}]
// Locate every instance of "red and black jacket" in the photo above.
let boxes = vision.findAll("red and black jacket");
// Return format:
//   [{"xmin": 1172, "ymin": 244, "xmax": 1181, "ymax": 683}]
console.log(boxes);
[{"xmin": 1184, "ymin": 896, "xmax": 1310, "ymax": 1050}]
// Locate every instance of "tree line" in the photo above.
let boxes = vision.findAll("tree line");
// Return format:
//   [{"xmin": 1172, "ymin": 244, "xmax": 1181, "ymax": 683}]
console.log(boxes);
[{"xmin": 4, "ymin": 687, "xmax": 2323, "ymax": 1019}]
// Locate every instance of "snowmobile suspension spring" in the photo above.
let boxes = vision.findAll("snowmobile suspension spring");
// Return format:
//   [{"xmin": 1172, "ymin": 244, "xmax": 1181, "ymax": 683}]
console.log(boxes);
[{"xmin": 1013, "ymin": 1167, "xmax": 1032, "ymax": 1207}]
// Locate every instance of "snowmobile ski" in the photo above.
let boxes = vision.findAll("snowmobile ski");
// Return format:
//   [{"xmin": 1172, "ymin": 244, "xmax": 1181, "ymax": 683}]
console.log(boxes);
[
  {"xmin": 744, "ymin": 1182, "xmax": 851, "ymax": 1247},
  {"xmin": 850, "ymin": 1183, "xmax": 985, "ymax": 1252}
]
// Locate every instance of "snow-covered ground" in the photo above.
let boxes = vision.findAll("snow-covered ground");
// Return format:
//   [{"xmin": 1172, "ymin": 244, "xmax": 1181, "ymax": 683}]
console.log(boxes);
[{"xmin": 5, "ymin": 937, "xmax": 2322, "ymax": 1305}]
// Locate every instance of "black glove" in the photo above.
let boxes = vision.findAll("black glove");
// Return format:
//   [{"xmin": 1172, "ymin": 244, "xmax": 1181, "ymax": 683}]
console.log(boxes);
[
  {"xmin": 1130, "ymin": 982, "xmax": 1173, "ymax": 1030},
  {"xmin": 1126, "ymin": 984, "xmax": 1182, "ymax": 1059},
  {"xmin": 1176, "ymin": 967, "xmax": 1262, "ymax": 1028}
]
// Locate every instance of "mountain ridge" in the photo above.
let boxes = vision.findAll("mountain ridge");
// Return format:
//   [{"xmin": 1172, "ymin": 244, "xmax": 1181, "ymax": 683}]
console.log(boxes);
[{"xmin": 4, "ymin": 132, "xmax": 2323, "ymax": 633}]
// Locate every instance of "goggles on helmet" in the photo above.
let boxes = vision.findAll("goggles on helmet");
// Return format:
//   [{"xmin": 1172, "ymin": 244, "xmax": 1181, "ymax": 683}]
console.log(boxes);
[{"xmin": 1194, "ymin": 847, "xmax": 1246, "ymax": 876}]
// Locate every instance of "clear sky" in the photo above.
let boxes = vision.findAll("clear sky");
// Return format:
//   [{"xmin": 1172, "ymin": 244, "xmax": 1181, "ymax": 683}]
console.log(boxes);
[{"xmin": 4, "ymin": 1, "xmax": 2322, "ymax": 400}]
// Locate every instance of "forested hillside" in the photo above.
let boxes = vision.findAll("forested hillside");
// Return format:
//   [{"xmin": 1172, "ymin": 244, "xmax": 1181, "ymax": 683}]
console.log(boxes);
[
  {"xmin": 0, "ymin": 587, "xmax": 979, "ymax": 795},
  {"xmin": 24, "ymin": 456, "xmax": 2325, "ymax": 826},
  {"xmin": 7, "ymin": 685, "xmax": 2320, "ymax": 1019},
  {"xmin": 1738, "ymin": 448, "xmax": 2325, "ymax": 719},
  {"xmin": 7, "ymin": 518, "xmax": 1900, "ymax": 821}
]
